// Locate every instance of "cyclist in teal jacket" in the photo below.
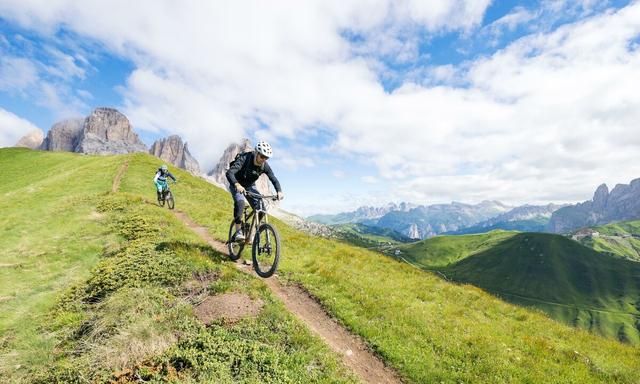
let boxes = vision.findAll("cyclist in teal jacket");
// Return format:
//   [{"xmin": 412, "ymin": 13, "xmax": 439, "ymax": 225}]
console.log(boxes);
[{"xmin": 153, "ymin": 164, "xmax": 177, "ymax": 202}]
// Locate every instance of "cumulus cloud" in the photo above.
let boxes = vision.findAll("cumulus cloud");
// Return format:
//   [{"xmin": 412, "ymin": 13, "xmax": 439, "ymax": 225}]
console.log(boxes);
[
  {"xmin": 0, "ymin": 40, "xmax": 90, "ymax": 118},
  {"xmin": 0, "ymin": 56, "xmax": 38, "ymax": 93},
  {"xmin": 0, "ymin": 108, "xmax": 41, "ymax": 147},
  {"xmin": 0, "ymin": 0, "xmax": 638, "ymax": 211},
  {"xmin": 0, "ymin": 0, "xmax": 490, "ymax": 170}
]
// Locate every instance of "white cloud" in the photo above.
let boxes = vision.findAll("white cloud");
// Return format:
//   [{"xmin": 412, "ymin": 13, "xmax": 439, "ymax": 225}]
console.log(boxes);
[
  {"xmin": 362, "ymin": 175, "xmax": 379, "ymax": 184},
  {"xmin": 0, "ymin": 108, "xmax": 41, "ymax": 147},
  {"xmin": 1, "ymin": 0, "xmax": 638, "ymax": 212},
  {"xmin": 0, "ymin": 56, "xmax": 38, "ymax": 92}
]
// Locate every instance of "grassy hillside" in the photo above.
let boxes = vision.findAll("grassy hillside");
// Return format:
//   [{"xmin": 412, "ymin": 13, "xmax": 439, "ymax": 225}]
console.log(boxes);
[
  {"xmin": 331, "ymin": 223, "xmax": 412, "ymax": 250},
  {"xmin": 395, "ymin": 230, "xmax": 518, "ymax": 267},
  {"xmin": 438, "ymin": 233, "xmax": 640, "ymax": 344},
  {"xmin": 3, "ymin": 148, "xmax": 640, "ymax": 383},
  {"xmin": 120, "ymin": 153, "xmax": 640, "ymax": 383},
  {"xmin": 577, "ymin": 220, "xmax": 640, "ymax": 261},
  {"xmin": 0, "ymin": 148, "xmax": 356, "ymax": 383}
]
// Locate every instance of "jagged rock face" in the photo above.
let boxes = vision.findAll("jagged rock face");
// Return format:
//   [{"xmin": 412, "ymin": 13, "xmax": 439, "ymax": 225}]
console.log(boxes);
[
  {"xmin": 74, "ymin": 107, "xmax": 147, "ymax": 154},
  {"xmin": 149, "ymin": 135, "xmax": 201, "ymax": 175},
  {"xmin": 208, "ymin": 139, "xmax": 252, "ymax": 184},
  {"xmin": 407, "ymin": 223, "xmax": 421, "ymax": 239},
  {"xmin": 548, "ymin": 178, "xmax": 640, "ymax": 233},
  {"xmin": 15, "ymin": 129, "xmax": 44, "ymax": 149},
  {"xmin": 208, "ymin": 139, "xmax": 271, "ymax": 196},
  {"xmin": 40, "ymin": 118, "xmax": 84, "ymax": 151}
]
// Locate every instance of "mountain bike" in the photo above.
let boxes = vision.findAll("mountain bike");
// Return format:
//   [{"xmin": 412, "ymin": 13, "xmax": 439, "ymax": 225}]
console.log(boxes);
[
  {"xmin": 228, "ymin": 191, "xmax": 281, "ymax": 278},
  {"xmin": 157, "ymin": 181, "xmax": 176, "ymax": 210}
]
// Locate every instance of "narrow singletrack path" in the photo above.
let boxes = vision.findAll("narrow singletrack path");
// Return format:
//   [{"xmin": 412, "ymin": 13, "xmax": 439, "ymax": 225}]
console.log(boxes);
[
  {"xmin": 112, "ymin": 160, "xmax": 129, "ymax": 192},
  {"xmin": 173, "ymin": 210, "xmax": 403, "ymax": 384}
]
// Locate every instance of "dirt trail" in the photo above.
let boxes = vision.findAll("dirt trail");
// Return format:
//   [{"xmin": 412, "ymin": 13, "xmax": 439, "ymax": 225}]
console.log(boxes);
[
  {"xmin": 173, "ymin": 210, "xmax": 403, "ymax": 384},
  {"xmin": 112, "ymin": 160, "xmax": 129, "ymax": 192}
]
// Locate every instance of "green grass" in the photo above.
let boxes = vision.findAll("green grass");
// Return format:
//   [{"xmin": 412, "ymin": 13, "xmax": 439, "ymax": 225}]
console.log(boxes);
[
  {"xmin": 396, "ymin": 230, "xmax": 518, "ymax": 267},
  {"xmin": 0, "ymin": 148, "xmax": 122, "ymax": 375},
  {"xmin": 4, "ymin": 148, "xmax": 640, "ymax": 383},
  {"xmin": 577, "ymin": 220, "xmax": 640, "ymax": 262},
  {"xmin": 118, "ymin": 153, "xmax": 640, "ymax": 383},
  {"xmin": 439, "ymin": 233, "xmax": 640, "ymax": 344},
  {"xmin": 0, "ymin": 148, "xmax": 357, "ymax": 383}
]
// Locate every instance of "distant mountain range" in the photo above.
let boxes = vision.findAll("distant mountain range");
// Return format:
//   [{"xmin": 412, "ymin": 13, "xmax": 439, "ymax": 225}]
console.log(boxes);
[
  {"xmin": 447, "ymin": 203, "xmax": 567, "ymax": 235},
  {"xmin": 308, "ymin": 178, "xmax": 640, "ymax": 239},
  {"xmin": 307, "ymin": 202, "xmax": 416, "ymax": 226},
  {"xmin": 309, "ymin": 200, "xmax": 523, "ymax": 239},
  {"xmin": 548, "ymin": 178, "xmax": 640, "ymax": 233}
]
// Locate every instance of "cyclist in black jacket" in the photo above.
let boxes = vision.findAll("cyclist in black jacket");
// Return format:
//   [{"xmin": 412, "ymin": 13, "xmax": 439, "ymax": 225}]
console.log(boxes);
[{"xmin": 226, "ymin": 141, "xmax": 283, "ymax": 240}]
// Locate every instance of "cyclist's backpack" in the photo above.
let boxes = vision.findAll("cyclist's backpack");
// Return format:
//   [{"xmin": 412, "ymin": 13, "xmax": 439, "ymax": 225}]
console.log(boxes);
[{"xmin": 228, "ymin": 151, "xmax": 251, "ymax": 169}]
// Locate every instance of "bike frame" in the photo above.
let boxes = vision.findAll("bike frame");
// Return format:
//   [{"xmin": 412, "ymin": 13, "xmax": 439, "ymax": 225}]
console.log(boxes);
[
  {"xmin": 157, "ymin": 180, "xmax": 173, "ymax": 199},
  {"xmin": 240, "ymin": 191, "xmax": 275, "ymax": 245}
]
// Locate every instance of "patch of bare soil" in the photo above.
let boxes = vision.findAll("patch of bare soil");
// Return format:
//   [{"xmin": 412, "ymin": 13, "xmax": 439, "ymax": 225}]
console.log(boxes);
[
  {"xmin": 194, "ymin": 292, "xmax": 264, "ymax": 325},
  {"xmin": 174, "ymin": 210, "xmax": 403, "ymax": 384}
]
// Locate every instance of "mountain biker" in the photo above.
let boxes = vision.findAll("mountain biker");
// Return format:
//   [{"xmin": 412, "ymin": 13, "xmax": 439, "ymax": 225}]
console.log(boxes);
[
  {"xmin": 153, "ymin": 164, "xmax": 177, "ymax": 202},
  {"xmin": 226, "ymin": 140, "xmax": 284, "ymax": 241}
]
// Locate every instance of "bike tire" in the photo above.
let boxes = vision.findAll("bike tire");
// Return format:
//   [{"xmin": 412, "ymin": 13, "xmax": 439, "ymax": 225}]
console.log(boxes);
[
  {"xmin": 252, "ymin": 223, "xmax": 281, "ymax": 278},
  {"xmin": 167, "ymin": 192, "xmax": 175, "ymax": 210},
  {"xmin": 227, "ymin": 219, "xmax": 244, "ymax": 261}
]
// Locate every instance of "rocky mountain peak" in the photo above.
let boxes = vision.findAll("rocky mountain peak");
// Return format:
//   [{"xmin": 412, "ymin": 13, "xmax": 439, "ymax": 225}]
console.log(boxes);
[
  {"xmin": 40, "ymin": 118, "xmax": 84, "ymax": 151},
  {"xmin": 592, "ymin": 183, "xmax": 609, "ymax": 211},
  {"xmin": 15, "ymin": 128, "xmax": 44, "ymax": 149},
  {"xmin": 149, "ymin": 135, "xmax": 201, "ymax": 175},
  {"xmin": 208, "ymin": 139, "xmax": 272, "ymax": 197},
  {"xmin": 549, "ymin": 178, "xmax": 640, "ymax": 233},
  {"xmin": 208, "ymin": 139, "xmax": 252, "ymax": 184},
  {"xmin": 75, "ymin": 107, "xmax": 147, "ymax": 154}
]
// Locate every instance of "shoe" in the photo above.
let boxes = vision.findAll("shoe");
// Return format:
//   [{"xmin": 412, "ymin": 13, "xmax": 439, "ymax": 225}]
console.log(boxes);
[{"xmin": 234, "ymin": 229, "xmax": 245, "ymax": 241}]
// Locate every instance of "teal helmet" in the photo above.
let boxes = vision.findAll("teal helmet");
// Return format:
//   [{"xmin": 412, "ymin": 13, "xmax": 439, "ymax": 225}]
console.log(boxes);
[{"xmin": 161, "ymin": 164, "xmax": 168, "ymax": 171}]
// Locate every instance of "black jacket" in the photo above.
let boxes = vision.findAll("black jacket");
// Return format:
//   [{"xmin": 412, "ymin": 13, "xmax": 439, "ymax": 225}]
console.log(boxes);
[{"xmin": 226, "ymin": 152, "xmax": 281, "ymax": 192}]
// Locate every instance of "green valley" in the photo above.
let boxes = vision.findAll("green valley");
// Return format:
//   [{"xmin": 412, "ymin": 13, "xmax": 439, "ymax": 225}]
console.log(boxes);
[{"xmin": 398, "ymin": 231, "xmax": 640, "ymax": 344}]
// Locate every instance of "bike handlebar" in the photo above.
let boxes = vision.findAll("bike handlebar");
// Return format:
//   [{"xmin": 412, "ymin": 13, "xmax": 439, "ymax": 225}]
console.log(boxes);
[{"xmin": 244, "ymin": 191, "xmax": 280, "ymax": 200}]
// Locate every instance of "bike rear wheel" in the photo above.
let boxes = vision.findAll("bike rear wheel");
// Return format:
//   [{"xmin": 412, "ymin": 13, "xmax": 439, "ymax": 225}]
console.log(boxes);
[
  {"xmin": 227, "ymin": 220, "xmax": 244, "ymax": 261},
  {"xmin": 252, "ymin": 223, "xmax": 281, "ymax": 278},
  {"xmin": 166, "ymin": 192, "xmax": 175, "ymax": 209}
]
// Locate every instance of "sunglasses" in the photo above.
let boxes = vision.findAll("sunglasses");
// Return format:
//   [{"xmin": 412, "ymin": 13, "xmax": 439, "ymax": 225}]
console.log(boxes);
[{"xmin": 258, "ymin": 153, "xmax": 269, "ymax": 160}]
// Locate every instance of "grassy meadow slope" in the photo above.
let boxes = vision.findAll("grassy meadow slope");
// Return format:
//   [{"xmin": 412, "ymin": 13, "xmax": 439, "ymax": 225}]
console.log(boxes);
[
  {"xmin": 396, "ymin": 230, "xmax": 518, "ymax": 267},
  {"xmin": 0, "ymin": 148, "xmax": 357, "ymax": 383},
  {"xmin": 116, "ymin": 153, "xmax": 640, "ymax": 383},
  {"xmin": 0, "ymin": 148, "xmax": 121, "ymax": 373},
  {"xmin": 401, "ymin": 232, "xmax": 640, "ymax": 344},
  {"xmin": 577, "ymin": 220, "xmax": 640, "ymax": 262}
]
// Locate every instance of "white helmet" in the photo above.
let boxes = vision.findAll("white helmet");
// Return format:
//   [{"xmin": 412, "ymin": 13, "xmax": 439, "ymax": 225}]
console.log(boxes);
[{"xmin": 255, "ymin": 141, "xmax": 273, "ymax": 158}]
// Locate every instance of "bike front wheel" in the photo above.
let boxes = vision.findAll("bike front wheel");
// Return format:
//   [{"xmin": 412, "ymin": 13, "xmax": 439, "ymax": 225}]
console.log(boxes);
[
  {"xmin": 166, "ymin": 192, "xmax": 175, "ymax": 209},
  {"xmin": 227, "ymin": 220, "xmax": 244, "ymax": 261},
  {"xmin": 252, "ymin": 223, "xmax": 281, "ymax": 278}
]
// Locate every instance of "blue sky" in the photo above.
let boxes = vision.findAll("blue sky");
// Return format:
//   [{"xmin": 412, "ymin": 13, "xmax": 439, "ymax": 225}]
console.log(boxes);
[{"xmin": 1, "ymin": 0, "xmax": 639, "ymax": 216}]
